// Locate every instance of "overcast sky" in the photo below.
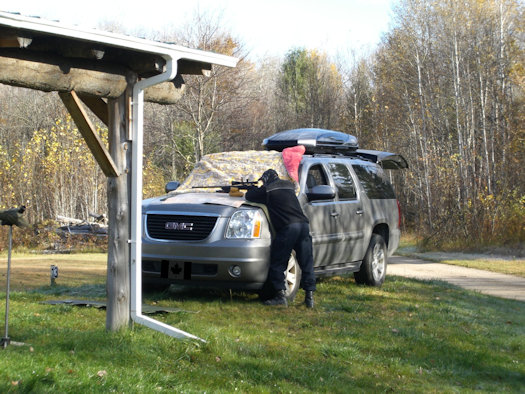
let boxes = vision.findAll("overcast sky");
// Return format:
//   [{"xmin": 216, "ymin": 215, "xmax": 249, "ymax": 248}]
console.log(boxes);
[{"xmin": 3, "ymin": 0, "xmax": 395, "ymax": 61}]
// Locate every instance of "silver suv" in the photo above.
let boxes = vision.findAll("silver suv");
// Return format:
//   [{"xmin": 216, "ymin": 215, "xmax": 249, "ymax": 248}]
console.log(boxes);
[{"xmin": 142, "ymin": 129, "xmax": 407, "ymax": 299}]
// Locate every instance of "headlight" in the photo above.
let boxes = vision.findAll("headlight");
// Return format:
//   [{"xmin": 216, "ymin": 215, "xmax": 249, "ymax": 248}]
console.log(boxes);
[{"xmin": 226, "ymin": 210, "xmax": 262, "ymax": 239}]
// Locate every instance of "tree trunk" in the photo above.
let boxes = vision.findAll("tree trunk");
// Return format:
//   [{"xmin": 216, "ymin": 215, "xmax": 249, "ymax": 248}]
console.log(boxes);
[
  {"xmin": 106, "ymin": 91, "xmax": 131, "ymax": 331},
  {"xmin": 452, "ymin": 29, "xmax": 468, "ymax": 204}
]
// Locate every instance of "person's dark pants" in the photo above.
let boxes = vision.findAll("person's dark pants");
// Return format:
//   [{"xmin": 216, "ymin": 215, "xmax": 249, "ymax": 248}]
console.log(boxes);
[{"xmin": 267, "ymin": 222, "xmax": 316, "ymax": 292}]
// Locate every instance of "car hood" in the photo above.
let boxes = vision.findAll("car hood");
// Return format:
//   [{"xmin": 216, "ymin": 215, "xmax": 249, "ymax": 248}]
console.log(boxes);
[{"xmin": 142, "ymin": 192, "xmax": 246, "ymax": 215}]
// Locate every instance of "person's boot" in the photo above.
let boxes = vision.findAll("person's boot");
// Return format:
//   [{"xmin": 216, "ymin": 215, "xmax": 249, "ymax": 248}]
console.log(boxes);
[
  {"xmin": 263, "ymin": 290, "xmax": 287, "ymax": 307},
  {"xmin": 305, "ymin": 290, "xmax": 314, "ymax": 308}
]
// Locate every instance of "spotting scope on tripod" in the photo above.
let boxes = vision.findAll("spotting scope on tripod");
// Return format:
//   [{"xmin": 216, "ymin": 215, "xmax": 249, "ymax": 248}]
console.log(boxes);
[{"xmin": 1, "ymin": 205, "xmax": 28, "ymax": 348}]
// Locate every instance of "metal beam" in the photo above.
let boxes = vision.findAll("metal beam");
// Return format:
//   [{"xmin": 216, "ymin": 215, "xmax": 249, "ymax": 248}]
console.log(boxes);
[{"xmin": 59, "ymin": 91, "xmax": 120, "ymax": 177}]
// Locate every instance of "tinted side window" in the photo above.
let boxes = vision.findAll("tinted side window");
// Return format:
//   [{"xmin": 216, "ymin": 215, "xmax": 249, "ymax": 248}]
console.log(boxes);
[
  {"xmin": 328, "ymin": 163, "xmax": 356, "ymax": 200},
  {"xmin": 353, "ymin": 164, "xmax": 396, "ymax": 199},
  {"xmin": 305, "ymin": 164, "xmax": 328, "ymax": 190}
]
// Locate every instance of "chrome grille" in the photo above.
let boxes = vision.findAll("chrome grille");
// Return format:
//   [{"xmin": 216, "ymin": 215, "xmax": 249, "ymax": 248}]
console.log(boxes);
[{"xmin": 146, "ymin": 214, "xmax": 218, "ymax": 241}]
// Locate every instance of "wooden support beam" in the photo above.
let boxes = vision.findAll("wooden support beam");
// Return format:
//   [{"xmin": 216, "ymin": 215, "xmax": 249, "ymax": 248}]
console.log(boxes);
[
  {"xmin": 59, "ymin": 91, "xmax": 120, "ymax": 177},
  {"xmin": 78, "ymin": 94, "xmax": 109, "ymax": 126},
  {"xmin": 178, "ymin": 59, "xmax": 212, "ymax": 76},
  {"xmin": 0, "ymin": 35, "xmax": 32, "ymax": 48},
  {"xmin": 0, "ymin": 50, "xmax": 185, "ymax": 104}
]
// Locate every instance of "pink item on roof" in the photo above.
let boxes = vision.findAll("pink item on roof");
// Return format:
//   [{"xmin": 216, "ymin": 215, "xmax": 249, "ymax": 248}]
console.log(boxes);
[{"xmin": 282, "ymin": 145, "xmax": 305, "ymax": 182}]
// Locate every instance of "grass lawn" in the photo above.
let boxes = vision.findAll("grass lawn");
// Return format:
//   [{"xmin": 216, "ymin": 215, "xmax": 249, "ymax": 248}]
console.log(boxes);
[
  {"xmin": 0, "ymin": 253, "xmax": 107, "ymax": 289},
  {"xmin": 0, "ymin": 253, "xmax": 524, "ymax": 392}
]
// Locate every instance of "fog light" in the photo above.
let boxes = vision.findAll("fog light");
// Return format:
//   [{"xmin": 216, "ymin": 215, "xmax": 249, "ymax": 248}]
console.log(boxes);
[{"xmin": 229, "ymin": 265, "xmax": 241, "ymax": 278}]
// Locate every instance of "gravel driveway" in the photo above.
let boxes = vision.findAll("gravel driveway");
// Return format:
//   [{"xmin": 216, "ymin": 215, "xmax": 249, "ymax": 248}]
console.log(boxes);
[{"xmin": 389, "ymin": 255, "xmax": 525, "ymax": 302}]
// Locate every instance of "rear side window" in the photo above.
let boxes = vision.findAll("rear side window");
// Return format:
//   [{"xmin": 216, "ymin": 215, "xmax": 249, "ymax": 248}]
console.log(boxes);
[
  {"xmin": 328, "ymin": 163, "xmax": 356, "ymax": 200},
  {"xmin": 352, "ymin": 164, "xmax": 396, "ymax": 199}
]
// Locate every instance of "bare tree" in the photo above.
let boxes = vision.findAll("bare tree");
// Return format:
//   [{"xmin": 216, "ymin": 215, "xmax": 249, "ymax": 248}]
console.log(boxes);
[{"xmin": 368, "ymin": 0, "xmax": 524, "ymax": 244}]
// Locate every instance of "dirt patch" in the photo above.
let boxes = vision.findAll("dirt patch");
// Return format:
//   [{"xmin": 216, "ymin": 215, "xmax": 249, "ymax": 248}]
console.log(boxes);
[
  {"xmin": 400, "ymin": 250, "xmax": 519, "ymax": 261},
  {"xmin": 396, "ymin": 247, "xmax": 525, "ymax": 278},
  {"xmin": 399, "ymin": 244, "xmax": 525, "ymax": 259},
  {"xmin": 389, "ymin": 255, "xmax": 525, "ymax": 302}
]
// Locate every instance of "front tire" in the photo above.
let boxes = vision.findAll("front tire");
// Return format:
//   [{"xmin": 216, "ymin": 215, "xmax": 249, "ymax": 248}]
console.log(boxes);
[
  {"xmin": 259, "ymin": 253, "xmax": 302, "ymax": 302},
  {"xmin": 284, "ymin": 253, "xmax": 302, "ymax": 301},
  {"xmin": 354, "ymin": 234, "xmax": 387, "ymax": 286}
]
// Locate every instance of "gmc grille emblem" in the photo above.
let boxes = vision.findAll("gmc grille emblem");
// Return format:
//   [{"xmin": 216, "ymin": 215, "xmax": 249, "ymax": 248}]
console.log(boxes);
[{"xmin": 165, "ymin": 222, "xmax": 194, "ymax": 231}]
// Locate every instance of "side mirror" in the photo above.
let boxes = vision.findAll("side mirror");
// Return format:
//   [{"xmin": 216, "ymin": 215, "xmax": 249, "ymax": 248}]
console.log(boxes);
[
  {"xmin": 165, "ymin": 181, "xmax": 180, "ymax": 193},
  {"xmin": 306, "ymin": 185, "xmax": 335, "ymax": 202}
]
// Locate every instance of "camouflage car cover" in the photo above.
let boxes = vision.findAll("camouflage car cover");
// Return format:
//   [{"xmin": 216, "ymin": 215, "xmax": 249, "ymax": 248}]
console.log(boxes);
[{"xmin": 174, "ymin": 150, "xmax": 298, "ymax": 194}]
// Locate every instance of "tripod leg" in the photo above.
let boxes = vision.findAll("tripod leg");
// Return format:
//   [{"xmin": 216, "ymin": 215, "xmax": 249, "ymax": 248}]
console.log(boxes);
[{"xmin": 1, "ymin": 226, "xmax": 12, "ymax": 348}]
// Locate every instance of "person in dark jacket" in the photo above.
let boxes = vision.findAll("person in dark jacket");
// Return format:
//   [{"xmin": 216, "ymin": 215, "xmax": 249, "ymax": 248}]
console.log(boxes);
[{"xmin": 245, "ymin": 169, "xmax": 316, "ymax": 308}]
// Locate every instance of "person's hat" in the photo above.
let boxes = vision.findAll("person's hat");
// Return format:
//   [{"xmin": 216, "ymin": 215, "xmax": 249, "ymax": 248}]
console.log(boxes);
[{"xmin": 259, "ymin": 169, "xmax": 279, "ymax": 185}]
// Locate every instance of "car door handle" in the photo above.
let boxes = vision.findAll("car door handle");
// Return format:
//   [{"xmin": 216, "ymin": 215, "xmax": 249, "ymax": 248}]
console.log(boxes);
[
  {"xmin": 330, "ymin": 212, "xmax": 339, "ymax": 218},
  {"xmin": 355, "ymin": 209, "xmax": 364, "ymax": 216}
]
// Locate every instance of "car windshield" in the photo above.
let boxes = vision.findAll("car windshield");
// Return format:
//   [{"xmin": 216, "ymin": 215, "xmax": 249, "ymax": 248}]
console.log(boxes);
[{"xmin": 174, "ymin": 150, "xmax": 295, "ymax": 194}]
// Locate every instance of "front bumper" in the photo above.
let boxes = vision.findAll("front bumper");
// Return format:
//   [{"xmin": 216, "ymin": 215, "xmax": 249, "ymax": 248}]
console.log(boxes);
[{"xmin": 142, "ymin": 214, "xmax": 271, "ymax": 290}]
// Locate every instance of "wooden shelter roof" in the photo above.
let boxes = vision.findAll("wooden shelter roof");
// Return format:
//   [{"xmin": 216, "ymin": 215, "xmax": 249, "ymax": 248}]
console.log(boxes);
[{"xmin": 0, "ymin": 11, "xmax": 238, "ymax": 103}]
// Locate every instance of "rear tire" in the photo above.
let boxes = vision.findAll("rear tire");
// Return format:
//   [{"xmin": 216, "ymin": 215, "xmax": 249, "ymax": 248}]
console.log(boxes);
[{"xmin": 354, "ymin": 234, "xmax": 387, "ymax": 287}]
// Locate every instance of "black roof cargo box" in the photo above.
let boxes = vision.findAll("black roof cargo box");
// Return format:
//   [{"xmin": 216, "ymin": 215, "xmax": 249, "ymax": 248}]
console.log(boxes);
[
  {"xmin": 262, "ymin": 128, "xmax": 408, "ymax": 169},
  {"xmin": 263, "ymin": 128, "xmax": 358, "ymax": 153}
]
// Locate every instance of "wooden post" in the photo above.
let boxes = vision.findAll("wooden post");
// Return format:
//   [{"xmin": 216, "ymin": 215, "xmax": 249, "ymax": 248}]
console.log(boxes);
[{"xmin": 106, "ymin": 89, "xmax": 131, "ymax": 331}]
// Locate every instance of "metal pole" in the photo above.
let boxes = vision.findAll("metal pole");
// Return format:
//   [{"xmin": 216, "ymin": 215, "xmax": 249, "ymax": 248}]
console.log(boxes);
[{"xmin": 1, "ymin": 225, "xmax": 12, "ymax": 348}]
